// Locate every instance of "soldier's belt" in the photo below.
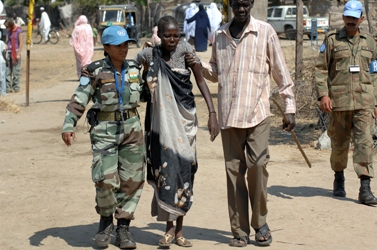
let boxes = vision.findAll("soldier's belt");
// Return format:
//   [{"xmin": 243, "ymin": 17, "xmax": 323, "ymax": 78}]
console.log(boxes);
[{"xmin": 97, "ymin": 108, "xmax": 137, "ymax": 121}]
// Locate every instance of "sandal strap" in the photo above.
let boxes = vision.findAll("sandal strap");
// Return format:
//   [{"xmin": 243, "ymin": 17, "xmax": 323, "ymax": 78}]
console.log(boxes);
[
  {"xmin": 255, "ymin": 223, "xmax": 271, "ymax": 240},
  {"xmin": 176, "ymin": 236, "xmax": 193, "ymax": 247},
  {"xmin": 159, "ymin": 233, "xmax": 174, "ymax": 244}
]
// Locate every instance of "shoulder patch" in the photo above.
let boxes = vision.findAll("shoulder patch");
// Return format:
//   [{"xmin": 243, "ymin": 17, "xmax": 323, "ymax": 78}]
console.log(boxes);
[
  {"xmin": 320, "ymin": 43, "xmax": 326, "ymax": 53},
  {"xmin": 79, "ymin": 76, "xmax": 90, "ymax": 86},
  {"xmin": 126, "ymin": 59, "xmax": 141, "ymax": 69},
  {"xmin": 87, "ymin": 59, "xmax": 104, "ymax": 72}
]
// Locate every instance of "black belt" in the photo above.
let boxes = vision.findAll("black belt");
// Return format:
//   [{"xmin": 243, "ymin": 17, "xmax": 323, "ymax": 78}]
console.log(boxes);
[{"xmin": 97, "ymin": 108, "xmax": 137, "ymax": 121}]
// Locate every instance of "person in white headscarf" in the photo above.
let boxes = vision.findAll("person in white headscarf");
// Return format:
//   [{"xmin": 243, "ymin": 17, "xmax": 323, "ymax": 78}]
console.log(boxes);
[
  {"xmin": 206, "ymin": 3, "xmax": 222, "ymax": 45},
  {"xmin": 39, "ymin": 7, "xmax": 51, "ymax": 43},
  {"xmin": 183, "ymin": 3, "xmax": 198, "ymax": 45}
]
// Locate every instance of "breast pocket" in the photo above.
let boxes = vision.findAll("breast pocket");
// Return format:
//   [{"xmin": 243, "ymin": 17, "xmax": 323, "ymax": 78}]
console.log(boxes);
[
  {"xmin": 360, "ymin": 47, "xmax": 373, "ymax": 84},
  {"xmin": 129, "ymin": 82, "xmax": 142, "ymax": 104},
  {"xmin": 100, "ymin": 82, "xmax": 118, "ymax": 105},
  {"xmin": 334, "ymin": 46, "xmax": 351, "ymax": 72}
]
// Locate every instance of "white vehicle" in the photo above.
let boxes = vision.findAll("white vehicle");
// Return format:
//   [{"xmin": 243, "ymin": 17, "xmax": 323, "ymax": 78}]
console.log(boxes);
[
  {"xmin": 267, "ymin": 5, "xmax": 329, "ymax": 40},
  {"xmin": 0, "ymin": 1, "xmax": 6, "ymax": 42}
]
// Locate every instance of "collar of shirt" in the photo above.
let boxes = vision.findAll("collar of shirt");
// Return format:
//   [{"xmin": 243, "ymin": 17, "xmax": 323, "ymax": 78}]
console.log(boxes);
[
  {"xmin": 219, "ymin": 15, "xmax": 258, "ymax": 39},
  {"xmin": 339, "ymin": 27, "xmax": 367, "ymax": 40},
  {"xmin": 103, "ymin": 56, "xmax": 129, "ymax": 74}
]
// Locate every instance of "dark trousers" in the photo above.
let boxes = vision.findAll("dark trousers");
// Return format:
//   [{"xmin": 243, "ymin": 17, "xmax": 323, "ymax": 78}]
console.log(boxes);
[{"xmin": 221, "ymin": 118, "xmax": 270, "ymax": 238}]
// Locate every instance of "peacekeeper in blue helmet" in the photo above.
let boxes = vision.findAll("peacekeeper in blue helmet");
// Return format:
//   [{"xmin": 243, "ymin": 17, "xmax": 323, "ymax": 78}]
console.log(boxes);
[
  {"xmin": 62, "ymin": 25, "xmax": 146, "ymax": 249},
  {"xmin": 315, "ymin": 0, "xmax": 377, "ymax": 205}
]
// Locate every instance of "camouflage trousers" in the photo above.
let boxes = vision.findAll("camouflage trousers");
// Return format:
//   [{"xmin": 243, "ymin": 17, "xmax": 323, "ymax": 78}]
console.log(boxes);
[
  {"xmin": 90, "ymin": 116, "xmax": 146, "ymax": 219},
  {"xmin": 328, "ymin": 109, "xmax": 374, "ymax": 178}
]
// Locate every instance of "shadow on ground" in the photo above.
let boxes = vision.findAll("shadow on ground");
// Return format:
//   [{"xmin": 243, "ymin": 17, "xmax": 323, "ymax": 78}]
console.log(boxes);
[
  {"xmin": 29, "ymin": 222, "xmax": 233, "ymax": 249},
  {"xmin": 268, "ymin": 185, "xmax": 357, "ymax": 204}
]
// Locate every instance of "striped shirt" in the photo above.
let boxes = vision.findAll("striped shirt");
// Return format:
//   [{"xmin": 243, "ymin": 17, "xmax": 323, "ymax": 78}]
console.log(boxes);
[{"xmin": 202, "ymin": 15, "xmax": 296, "ymax": 129}]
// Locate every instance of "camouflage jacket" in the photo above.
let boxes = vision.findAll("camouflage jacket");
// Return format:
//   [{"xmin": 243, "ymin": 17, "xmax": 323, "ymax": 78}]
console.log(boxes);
[
  {"xmin": 62, "ymin": 57, "xmax": 143, "ymax": 133},
  {"xmin": 315, "ymin": 27, "xmax": 377, "ymax": 111}
]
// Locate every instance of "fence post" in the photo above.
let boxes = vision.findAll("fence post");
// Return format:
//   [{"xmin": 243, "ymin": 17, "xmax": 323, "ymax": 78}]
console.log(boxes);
[{"xmin": 295, "ymin": 0, "xmax": 303, "ymax": 81}]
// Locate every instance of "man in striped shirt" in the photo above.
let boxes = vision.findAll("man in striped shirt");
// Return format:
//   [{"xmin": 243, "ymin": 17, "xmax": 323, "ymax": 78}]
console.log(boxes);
[{"xmin": 201, "ymin": 0, "xmax": 296, "ymax": 247}]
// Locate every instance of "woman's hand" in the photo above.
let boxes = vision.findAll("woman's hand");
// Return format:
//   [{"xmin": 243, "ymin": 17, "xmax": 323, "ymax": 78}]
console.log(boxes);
[
  {"xmin": 62, "ymin": 132, "xmax": 76, "ymax": 146},
  {"xmin": 207, "ymin": 112, "xmax": 219, "ymax": 141}
]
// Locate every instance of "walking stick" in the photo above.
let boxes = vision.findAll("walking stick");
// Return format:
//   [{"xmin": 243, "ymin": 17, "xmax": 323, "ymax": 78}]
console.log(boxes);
[{"xmin": 271, "ymin": 98, "xmax": 312, "ymax": 168}]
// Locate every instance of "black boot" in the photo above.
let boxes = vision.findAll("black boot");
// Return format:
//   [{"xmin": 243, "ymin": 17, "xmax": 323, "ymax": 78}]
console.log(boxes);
[
  {"xmin": 116, "ymin": 219, "xmax": 136, "ymax": 249},
  {"xmin": 333, "ymin": 171, "xmax": 346, "ymax": 197},
  {"xmin": 94, "ymin": 215, "xmax": 114, "ymax": 247},
  {"xmin": 358, "ymin": 176, "xmax": 377, "ymax": 205}
]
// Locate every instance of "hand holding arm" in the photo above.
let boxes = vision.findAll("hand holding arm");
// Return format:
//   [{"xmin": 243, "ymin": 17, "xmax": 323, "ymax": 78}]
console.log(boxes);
[{"xmin": 185, "ymin": 52, "xmax": 197, "ymax": 68}]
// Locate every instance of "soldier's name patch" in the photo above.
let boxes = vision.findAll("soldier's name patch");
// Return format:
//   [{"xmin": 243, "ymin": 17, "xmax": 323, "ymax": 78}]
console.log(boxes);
[
  {"xmin": 320, "ymin": 43, "xmax": 326, "ymax": 53},
  {"xmin": 101, "ymin": 78, "xmax": 115, "ymax": 84},
  {"xmin": 370, "ymin": 60, "xmax": 377, "ymax": 73},
  {"xmin": 80, "ymin": 76, "xmax": 90, "ymax": 86}
]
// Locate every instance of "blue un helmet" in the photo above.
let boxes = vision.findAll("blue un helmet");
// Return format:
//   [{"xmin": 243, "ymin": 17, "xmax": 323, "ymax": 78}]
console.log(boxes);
[{"xmin": 101, "ymin": 26, "xmax": 136, "ymax": 45}]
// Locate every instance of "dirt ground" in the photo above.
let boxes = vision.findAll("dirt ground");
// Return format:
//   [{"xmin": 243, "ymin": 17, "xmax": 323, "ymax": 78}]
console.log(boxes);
[{"xmin": 0, "ymin": 32, "xmax": 377, "ymax": 250}]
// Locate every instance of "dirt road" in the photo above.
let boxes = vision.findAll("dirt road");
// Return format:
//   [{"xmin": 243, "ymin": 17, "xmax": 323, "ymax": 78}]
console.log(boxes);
[{"xmin": 0, "ymin": 34, "xmax": 376, "ymax": 250}]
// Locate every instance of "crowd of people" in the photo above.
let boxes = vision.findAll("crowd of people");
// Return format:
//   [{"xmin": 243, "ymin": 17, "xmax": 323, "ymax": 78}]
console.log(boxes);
[{"xmin": 184, "ymin": 3, "xmax": 222, "ymax": 52}]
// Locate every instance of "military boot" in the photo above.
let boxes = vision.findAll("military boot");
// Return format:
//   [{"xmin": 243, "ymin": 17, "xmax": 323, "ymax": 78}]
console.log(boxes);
[
  {"xmin": 333, "ymin": 171, "xmax": 346, "ymax": 197},
  {"xmin": 358, "ymin": 176, "xmax": 377, "ymax": 205},
  {"xmin": 94, "ymin": 215, "xmax": 114, "ymax": 247},
  {"xmin": 116, "ymin": 219, "xmax": 136, "ymax": 249}
]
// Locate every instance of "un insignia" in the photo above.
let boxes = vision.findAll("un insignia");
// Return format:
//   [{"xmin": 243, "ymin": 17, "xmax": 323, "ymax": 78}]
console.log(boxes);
[
  {"xmin": 320, "ymin": 43, "xmax": 326, "ymax": 53},
  {"xmin": 80, "ymin": 76, "xmax": 90, "ymax": 86},
  {"xmin": 370, "ymin": 60, "xmax": 377, "ymax": 74}
]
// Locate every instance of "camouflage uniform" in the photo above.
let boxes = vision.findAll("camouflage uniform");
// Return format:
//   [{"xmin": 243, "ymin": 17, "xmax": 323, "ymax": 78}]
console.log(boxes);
[
  {"xmin": 315, "ymin": 27, "xmax": 377, "ymax": 178},
  {"xmin": 62, "ymin": 57, "xmax": 146, "ymax": 220}
]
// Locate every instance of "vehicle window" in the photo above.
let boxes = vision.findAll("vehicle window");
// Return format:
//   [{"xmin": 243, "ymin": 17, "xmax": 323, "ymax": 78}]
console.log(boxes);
[
  {"xmin": 268, "ymin": 8, "xmax": 273, "ymax": 17},
  {"xmin": 292, "ymin": 8, "xmax": 296, "ymax": 15},
  {"xmin": 303, "ymin": 7, "xmax": 308, "ymax": 15},
  {"xmin": 273, "ymin": 8, "xmax": 282, "ymax": 17},
  {"xmin": 100, "ymin": 10, "xmax": 124, "ymax": 23},
  {"xmin": 287, "ymin": 8, "xmax": 291, "ymax": 15}
]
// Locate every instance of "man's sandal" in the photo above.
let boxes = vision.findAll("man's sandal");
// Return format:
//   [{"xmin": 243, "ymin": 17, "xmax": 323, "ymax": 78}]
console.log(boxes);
[
  {"xmin": 176, "ymin": 236, "xmax": 193, "ymax": 247},
  {"xmin": 229, "ymin": 236, "xmax": 249, "ymax": 247},
  {"xmin": 158, "ymin": 233, "xmax": 175, "ymax": 247},
  {"xmin": 255, "ymin": 223, "xmax": 272, "ymax": 246}
]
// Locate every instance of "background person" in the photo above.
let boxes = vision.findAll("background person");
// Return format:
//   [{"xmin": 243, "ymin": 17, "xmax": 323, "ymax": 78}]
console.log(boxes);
[
  {"xmin": 12, "ymin": 13, "xmax": 25, "ymax": 27},
  {"xmin": 69, "ymin": 15, "xmax": 94, "ymax": 79},
  {"xmin": 150, "ymin": 22, "xmax": 161, "ymax": 46},
  {"xmin": 4, "ymin": 18, "xmax": 22, "ymax": 93},
  {"xmin": 206, "ymin": 3, "xmax": 222, "ymax": 45},
  {"xmin": 92, "ymin": 22, "xmax": 99, "ymax": 45},
  {"xmin": 200, "ymin": 0, "xmax": 296, "ymax": 247},
  {"xmin": 186, "ymin": 4, "xmax": 211, "ymax": 52},
  {"xmin": 315, "ymin": 0, "xmax": 377, "ymax": 205},
  {"xmin": 62, "ymin": 26, "xmax": 146, "ymax": 249},
  {"xmin": 39, "ymin": 7, "xmax": 51, "ymax": 43},
  {"xmin": 134, "ymin": 15, "xmax": 219, "ymax": 248},
  {"xmin": 183, "ymin": 3, "xmax": 197, "ymax": 45}
]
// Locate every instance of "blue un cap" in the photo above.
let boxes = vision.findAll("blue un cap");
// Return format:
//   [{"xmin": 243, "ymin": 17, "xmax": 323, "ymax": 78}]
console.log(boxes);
[
  {"xmin": 101, "ymin": 26, "xmax": 136, "ymax": 45},
  {"xmin": 344, "ymin": 0, "xmax": 363, "ymax": 18}
]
